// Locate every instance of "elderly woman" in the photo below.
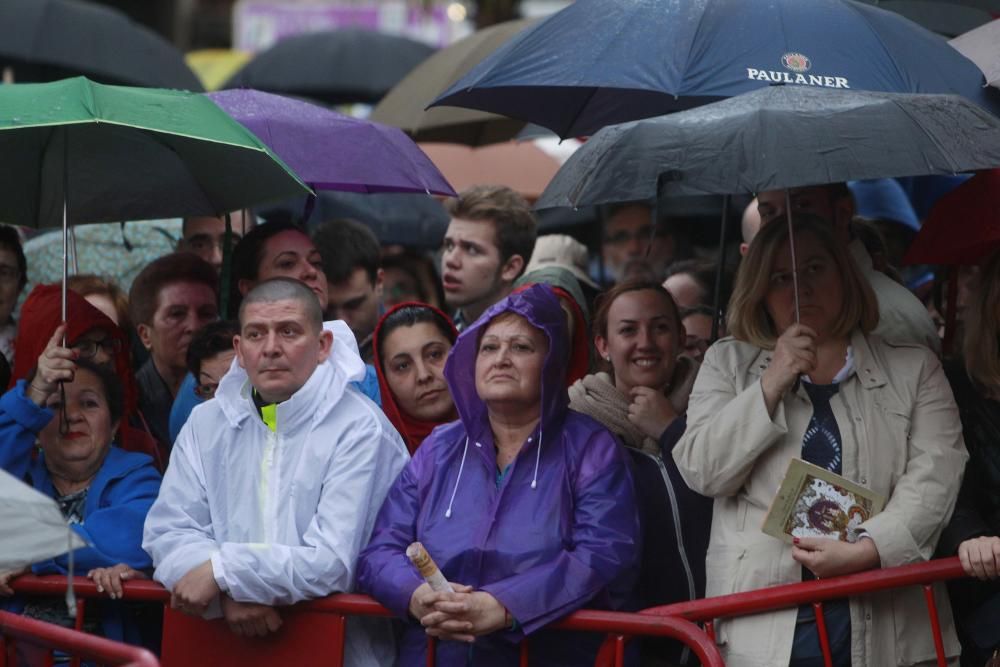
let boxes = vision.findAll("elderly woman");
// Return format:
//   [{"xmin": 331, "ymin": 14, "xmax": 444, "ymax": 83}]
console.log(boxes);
[
  {"xmin": 674, "ymin": 215, "xmax": 967, "ymax": 667},
  {"xmin": 372, "ymin": 302, "xmax": 458, "ymax": 454},
  {"xmin": 937, "ymin": 248, "xmax": 1000, "ymax": 664},
  {"xmin": 359, "ymin": 284, "xmax": 639, "ymax": 667},
  {"xmin": 0, "ymin": 325, "xmax": 161, "ymax": 641},
  {"xmin": 569, "ymin": 280, "xmax": 710, "ymax": 665}
]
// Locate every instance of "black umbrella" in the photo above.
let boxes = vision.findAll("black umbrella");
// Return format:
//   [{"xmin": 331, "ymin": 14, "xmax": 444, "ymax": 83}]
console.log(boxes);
[
  {"xmin": 0, "ymin": 0, "xmax": 202, "ymax": 90},
  {"xmin": 260, "ymin": 191, "xmax": 449, "ymax": 250},
  {"xmin": 538, "ymin": 86, "xmax": 1000, "ymax": 208},
  {"xmin": 224, "ymin": 29, "xmax": 435, "ymax": 106}
]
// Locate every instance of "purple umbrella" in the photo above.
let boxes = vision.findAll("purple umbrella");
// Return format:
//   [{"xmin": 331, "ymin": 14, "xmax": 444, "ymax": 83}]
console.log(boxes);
[{"xmin": 207, "ymin": 89, "xmax": 455, "ymax": 196}]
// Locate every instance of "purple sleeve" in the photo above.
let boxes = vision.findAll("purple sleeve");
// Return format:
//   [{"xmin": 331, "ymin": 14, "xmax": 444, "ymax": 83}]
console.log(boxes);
[
  {"xmin": 356, "ymin": 449, "xmax": 426, "ymax": 619},
  {"xmin": 481, "ymin": 430, "xmax": 639, "ymax": 637}
]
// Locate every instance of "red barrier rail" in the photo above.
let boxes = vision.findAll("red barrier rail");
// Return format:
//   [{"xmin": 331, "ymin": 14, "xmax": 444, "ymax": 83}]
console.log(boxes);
[
  {"xmin": 0, "ymin": 609, "xmax": 159, "ymax": 667},
  {"xmin": 9, "ymin": 578, "xmax": 724, "ymax": 667},
  {"xmin": 641, "ymin": 556, "xmax": 968, "ymax": 667}
]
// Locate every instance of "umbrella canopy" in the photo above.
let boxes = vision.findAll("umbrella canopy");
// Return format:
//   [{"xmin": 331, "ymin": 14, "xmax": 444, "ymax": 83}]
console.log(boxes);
[
  {"xmin": 420, "ymin": 137, "xmax": 581, "ymax": 202},
  {"xmin": 0, "ymin": 468, "xmax": 86, "ymax": 571},
  {"xmin": 0, "ymin": 0, "xmax": 202, "ymax": 91},
  {"xmin": 537, "ymin": 86, "xmax": 1000, "ymax": 208},
  {"xmin": 950, "ymin": 19, "xmax": 1000, "ymax": 88},
  {"xmin": 261, "ymin": 191, "xmax": 449, "ymax": 250},
  {"xmin": 434, "ymin": 0, "xmax": 1000, "ymax": 139},
  {"xmin": 224, "ymin": 29, "xmax": 434, "ymax": 106},
  {"xmin": 903, "ymin": 169, "xmax": 1000, "ymax": 265},
  {"xmin": 0, "ymin": 77, "xmax": 310, "ymax": 229},
  {"xmin": 208, "ymin": 89, "xmax": 454, "ymax": 196},
  {"xmin": 24, "ymin": 220, "xmax": 181, "ymax": 295},
  {"xmin": 371, "ymin": 19, "xmax": 539, "ymax": 145},
  {"xmin": 857, "ymin": 0, "xmax": 995, "ymax": 37}
]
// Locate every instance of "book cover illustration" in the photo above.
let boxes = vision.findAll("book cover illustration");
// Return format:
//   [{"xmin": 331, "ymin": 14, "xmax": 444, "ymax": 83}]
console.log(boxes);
[{"xmin": 762, "ymin": 458, "xmax": 887, "ymax": 544}]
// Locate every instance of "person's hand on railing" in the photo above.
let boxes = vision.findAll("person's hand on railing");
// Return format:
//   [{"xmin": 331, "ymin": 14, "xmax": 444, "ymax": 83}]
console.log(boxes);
[
  {"xmin": 220, "ymin": 594, "xmax": 283, "ymax": 637},
  {"xmin": 957, "ymin": 536, "xmax": 1000, "ymax": 580},
  {"xmin": 421, "ymin": 588, "xmax": 509, "ymax": 643},
  {"xmin": 171, "ymin": 560, "xmax": 220, "ymax": 616},
  {"xmin": 792, "ymin": 536, "xmax": 881, "ymax": 579},
  {"xmin": 0, "ymin": 568, "xmax": 28, "ymax": 596},
  {"xmin": 87, "ymin": 564, "xmax": 148, "ymax": 600}
]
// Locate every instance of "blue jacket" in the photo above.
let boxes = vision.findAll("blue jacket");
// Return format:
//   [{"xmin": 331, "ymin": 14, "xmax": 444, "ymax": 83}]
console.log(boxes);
[
  {"xmin": 0, "ymin": 381, "xmax": 161, "ymax": 641},
  {"xmin": 359, "ymin": 285, "xmax": 639, "ymax": 667}
]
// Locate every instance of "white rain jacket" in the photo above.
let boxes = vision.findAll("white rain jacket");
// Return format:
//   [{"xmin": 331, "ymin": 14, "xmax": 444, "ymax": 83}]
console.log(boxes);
[{"xmin": 143, "ymin": 321, "xmax": 409, "ymax": 667}]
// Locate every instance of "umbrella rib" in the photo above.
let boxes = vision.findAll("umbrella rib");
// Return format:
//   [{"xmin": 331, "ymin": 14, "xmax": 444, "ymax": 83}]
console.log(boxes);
[{"xmin": 891, "ymin": 97, "xmax": 962, "ymax": 174}]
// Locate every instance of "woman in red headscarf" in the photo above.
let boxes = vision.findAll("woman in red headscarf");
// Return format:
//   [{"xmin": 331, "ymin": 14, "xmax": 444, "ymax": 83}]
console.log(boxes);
[
  {"xmin": 372, "ymin": 303, "xmax": 458, "ymax": 454},
  {"xmin": 10, "ymin": 285, "xmax": 164, "ymax": 470}
]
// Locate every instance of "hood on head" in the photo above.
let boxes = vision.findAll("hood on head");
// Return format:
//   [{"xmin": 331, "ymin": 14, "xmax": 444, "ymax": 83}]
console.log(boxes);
[{"xmin": 444, "ymin": 283, "xmax": 569, "ymax": 439}]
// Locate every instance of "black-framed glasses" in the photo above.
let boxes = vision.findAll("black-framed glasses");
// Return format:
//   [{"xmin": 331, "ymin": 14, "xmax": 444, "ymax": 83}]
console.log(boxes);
[
  {"xmin": 71, "ymin": 338, "xmax": 122, "ymax": 359},
  {"xmin": 194, "ymin": 382, "xmax": 219, "ymax": 400}
]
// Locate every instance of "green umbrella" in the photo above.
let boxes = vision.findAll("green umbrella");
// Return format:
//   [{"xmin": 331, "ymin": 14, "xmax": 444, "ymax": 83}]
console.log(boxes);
[{"xmin": 0, "ymin": 76, "xmax": 311, "ymax": 315}]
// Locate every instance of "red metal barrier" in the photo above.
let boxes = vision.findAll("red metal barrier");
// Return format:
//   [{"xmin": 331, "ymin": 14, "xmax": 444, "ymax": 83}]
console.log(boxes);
[
  {"xmin": 0, "ymin": 609, "xmax": 158, "ymax": 667},
  {"xmin": 10, "ymin": 578, "xmax": 723, "ymax": 667},
  {"xmin": 12, "ymin": 559, "xmax": 969, "ymax": 667},
  {"xmin": 641, "ymin": 556, "xmax": 968, "ymax": 667}
]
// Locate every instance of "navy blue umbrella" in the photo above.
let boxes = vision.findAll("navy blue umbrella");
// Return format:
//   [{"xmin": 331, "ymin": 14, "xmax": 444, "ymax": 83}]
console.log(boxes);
[{"xmin": 434, "ymin": 0, "xmax": 1000, "ymax": 138}]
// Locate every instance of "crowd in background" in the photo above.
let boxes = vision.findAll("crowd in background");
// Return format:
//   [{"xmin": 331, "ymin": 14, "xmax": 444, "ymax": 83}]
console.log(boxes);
[{"xmin": 0, "ymin": 179, "xmax": 997, "ymax": 666}]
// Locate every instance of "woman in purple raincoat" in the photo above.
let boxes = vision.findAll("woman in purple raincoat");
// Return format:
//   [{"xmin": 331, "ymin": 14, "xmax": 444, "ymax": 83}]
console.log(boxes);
[{"xmin": 358, "ymin": 283, "xmax": 639, "ymax": 666}]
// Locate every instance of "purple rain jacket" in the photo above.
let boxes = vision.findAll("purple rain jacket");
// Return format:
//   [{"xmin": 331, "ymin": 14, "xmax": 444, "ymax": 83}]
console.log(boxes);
[{"xmin": 358, "ymin": 284, "xmax": 640, "ymax": 667}]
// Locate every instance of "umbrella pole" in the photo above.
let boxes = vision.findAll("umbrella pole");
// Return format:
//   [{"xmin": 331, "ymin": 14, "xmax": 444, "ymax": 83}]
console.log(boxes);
[
  {"xmin": 219, "ymin": 213, "xmax": 234, "ymax": 319},
  {"xmin": 61, "ymin": 199, "xmax": 68, "ymax": 326},
  {"xmin": 710, "ymin": 196, "xmax": 729, "ymax": 342},
  {"xmin": 785, "ymin": 190, "xmax": 801, "ymax": 323}
]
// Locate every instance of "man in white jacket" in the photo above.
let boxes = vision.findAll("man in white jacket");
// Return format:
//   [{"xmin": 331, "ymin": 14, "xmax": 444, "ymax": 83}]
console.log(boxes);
[{"xmin": 143, "ymin": 278, "xmax": 409, "ymax": 665}]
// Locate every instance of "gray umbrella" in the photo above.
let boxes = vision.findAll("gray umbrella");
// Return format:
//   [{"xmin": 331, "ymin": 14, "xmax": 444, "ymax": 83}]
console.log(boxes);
[
  {"xmin": 537, "ymin": 86, "xmax": 1000, "ymax": 209},
  {"xmin": 950, "ymin": 19, "xmax": 1000, "ymax": 88}
]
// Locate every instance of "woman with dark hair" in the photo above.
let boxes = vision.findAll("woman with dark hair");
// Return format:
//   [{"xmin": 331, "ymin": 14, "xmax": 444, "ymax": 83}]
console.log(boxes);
[
  {"xmin": 359, "ymin": 284, "xmax": 638, "ymax": 667},
  {"xmin": 372, "ymin": 303, "xmax": 457, "ymax": 454},
  {"xmin": 0, "ymin": 325, "xmax": 161, "ymax": 642},
  {"xmin": 569, "ymin": 279, "xmax": 709, "ymax": 666},
  {"xmin": 674, "ymin": 214, "xmax": 966, "ymax": 666},
  {"xmin": 937, "ymin": 248, "xmax": 1000, "ymax": 663}
]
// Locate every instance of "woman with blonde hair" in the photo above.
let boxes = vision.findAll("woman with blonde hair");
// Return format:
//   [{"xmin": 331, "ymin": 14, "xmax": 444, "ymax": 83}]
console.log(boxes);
[
  {"xmin": 938, "ymin": 249, "xmax": 1000, "ymax": 663},
  {"xmin": 674, "ymin": 213, "xmax": 966, "ymax": 666}
]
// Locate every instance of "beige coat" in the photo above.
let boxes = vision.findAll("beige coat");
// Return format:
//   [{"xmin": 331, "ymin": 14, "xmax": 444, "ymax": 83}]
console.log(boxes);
[{"xmin": 673, "ymin": 331, "xmax": 967, "ymax": 667}]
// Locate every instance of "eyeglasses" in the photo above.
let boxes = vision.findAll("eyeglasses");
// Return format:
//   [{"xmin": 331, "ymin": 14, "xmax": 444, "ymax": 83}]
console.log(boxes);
[
  {"xmin": 71, "ymin": 338, "xmax": 122, "ymax": 359},
  {"xmin": 194, "ymin": 382, "xmax": 219, "ymax": 400}
]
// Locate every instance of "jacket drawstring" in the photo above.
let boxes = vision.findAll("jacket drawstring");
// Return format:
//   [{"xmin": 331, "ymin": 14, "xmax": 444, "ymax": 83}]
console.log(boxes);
[
  {"xmin": 445, "ymin": 437, "xmax": 469, "ymax": 519},
  {"xmin": 531, "ymin": 427, "xmax": 542, "ymax": 489}
]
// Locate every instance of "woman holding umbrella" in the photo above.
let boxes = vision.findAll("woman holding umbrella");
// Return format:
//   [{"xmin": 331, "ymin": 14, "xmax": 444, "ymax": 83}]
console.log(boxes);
[
  {"xmin": 674, "ymin": 215, "xmax": 966, "ymax": 666},
  {"xmin": 358, "ymin": 284, "xmax": 639, "ymax": 667}
]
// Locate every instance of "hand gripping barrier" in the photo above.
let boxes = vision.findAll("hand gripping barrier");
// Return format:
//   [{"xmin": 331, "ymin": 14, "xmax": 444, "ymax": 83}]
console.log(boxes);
[
  {"xmin": 639, "ymin": 556, "xmax": 968, "ymax": 667},
  {"xmin": 0, "ymin": 609, "xmax": 159, "ymax": 667},
  {"xmin": 10, "ymin": 578, "xmax": 723, "ymax": 667}
]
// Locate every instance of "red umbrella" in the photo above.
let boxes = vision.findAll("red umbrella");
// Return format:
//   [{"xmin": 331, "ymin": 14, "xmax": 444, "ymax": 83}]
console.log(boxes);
[{"xmin": 903, "ymin": 169, "xmax": 1000, "ymax": 265}]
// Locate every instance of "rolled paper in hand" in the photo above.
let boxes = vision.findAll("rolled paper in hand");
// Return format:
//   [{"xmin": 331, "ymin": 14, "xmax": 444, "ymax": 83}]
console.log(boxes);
[{"xmin": 406, "ymin": 542, "xmax": 454, "ymax": 593}]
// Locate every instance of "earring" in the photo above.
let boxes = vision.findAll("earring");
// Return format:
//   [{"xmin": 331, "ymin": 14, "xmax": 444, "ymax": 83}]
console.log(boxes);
[{"xmin": 604, "ymin": 355, "xmax": 610, "ymax": 362}]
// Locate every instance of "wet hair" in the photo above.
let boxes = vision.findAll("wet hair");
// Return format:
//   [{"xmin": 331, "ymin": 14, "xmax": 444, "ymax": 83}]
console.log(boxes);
[
  {"xmin": 311, "ymin": 218, "xmax": 381, "ymax": 285},
  {"xmin": 0, "ymin": 224, "xmax": 27, "ymax": 290},
  {"xmin": 376, "ymin": 305, "xmax": 457, "ymax": 375},
  {"xmin": 592, "ymin": 280, "xmax": 683, "ymax": 340},
  {"xmin": 727, "ymin": 213, "xmax": 878, "ymax": 348},
  {"xmin": 445, "ymin": 185, "xmax": 537, "ymax": 275},
  {"xmin": 66, "ymin": 274, "xmax": 131, "ymax": 331},
  {"xmin": 128, "ymin": 253, "xmax": 218, "ymax": 326},
  {"xmin": 239, "ymin": 278, "xmax": 323, "ymax": 333},
  {"xmin": 186, "ymin": 320, "xmax": 239, "ymax": 379},
  {"xmin": 27, "ymin": 358, "xmax": 124, "ymax": 424}
]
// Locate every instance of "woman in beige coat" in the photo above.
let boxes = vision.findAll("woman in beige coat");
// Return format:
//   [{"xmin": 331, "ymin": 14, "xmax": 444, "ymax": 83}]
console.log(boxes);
[{"xmin": 673, "ymin": 214, "xmax": 967, "ymax": 667}]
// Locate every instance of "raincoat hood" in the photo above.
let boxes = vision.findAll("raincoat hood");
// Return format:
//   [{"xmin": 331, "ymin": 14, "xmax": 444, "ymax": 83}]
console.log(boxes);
[
  {"xmin": 444, "ymin": 283, "xmax": 568, "ymax": 443},
  {"xmin": 372, "ymin": 301, "xmax": 457, "ymax": 454},
  {"xmin": 215, "ymin": 319, "xmax": 366, "ymax": 430}
]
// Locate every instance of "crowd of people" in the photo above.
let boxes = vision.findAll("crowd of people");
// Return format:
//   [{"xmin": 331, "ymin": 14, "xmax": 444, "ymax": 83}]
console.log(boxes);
[{"xmin": 0, "ymin": 180, "xmax": 998, "ymax": 666}]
